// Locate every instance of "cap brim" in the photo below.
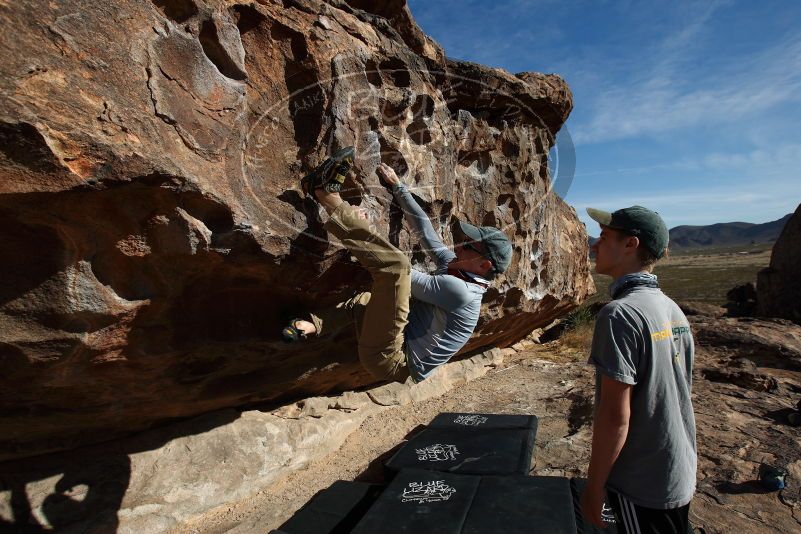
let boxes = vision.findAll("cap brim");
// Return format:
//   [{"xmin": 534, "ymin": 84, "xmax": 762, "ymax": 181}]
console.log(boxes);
[
  {"xmin": 457, "ymin": 220, "xmax": 483, "ymax": 242},
  {"xmin": 586, "ymin": 207, "xmax": 613, "ymax": 227}
]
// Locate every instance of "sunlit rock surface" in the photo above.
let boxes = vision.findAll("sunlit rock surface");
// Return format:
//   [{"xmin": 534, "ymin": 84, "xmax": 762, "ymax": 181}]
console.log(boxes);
[{"xmin": 758, "ymin": 203, "xmax": 801, "ymax": 323}]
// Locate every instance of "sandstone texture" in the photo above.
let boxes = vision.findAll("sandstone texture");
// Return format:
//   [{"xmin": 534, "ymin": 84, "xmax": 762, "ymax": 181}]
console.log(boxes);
[
  {"xmin": 757, "ymin": 203, "xmax": 801, "ymax": 323},
  {"xmin": 0, "ymin": 0, "xmax": 592, "ymax": 459}
]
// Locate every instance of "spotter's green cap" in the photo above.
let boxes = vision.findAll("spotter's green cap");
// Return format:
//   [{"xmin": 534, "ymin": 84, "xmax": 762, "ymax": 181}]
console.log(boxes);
[{"xmin": 587, "ymin": 205, "xmax": 669, "ymax": 258}]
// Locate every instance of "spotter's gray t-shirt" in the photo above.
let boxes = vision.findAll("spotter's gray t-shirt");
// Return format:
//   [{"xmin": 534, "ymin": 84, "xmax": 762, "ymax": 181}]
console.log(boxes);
[{"xmin": 588, "ymin": 285, "xmax": 697, "ymax": 509}]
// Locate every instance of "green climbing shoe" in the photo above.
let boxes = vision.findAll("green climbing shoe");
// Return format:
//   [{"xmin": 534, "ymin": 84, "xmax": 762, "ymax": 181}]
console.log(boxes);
[
  {"xmin": 282, "ymin": 318, "xmax": 310, "ymax": 343},
  {"xmin": 300, "ymin": 146, "xmax": 355, "ymax": 200}
]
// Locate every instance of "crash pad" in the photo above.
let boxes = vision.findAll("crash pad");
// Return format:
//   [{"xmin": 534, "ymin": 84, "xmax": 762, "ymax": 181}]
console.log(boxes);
[
  {"xmin": 273, "ymin": 480, "xmax": 382, "ymax": 534},
  {"xmin": 385, "ymin": 427, "xmax": 535, "ymax": 476},
  {"xmin": 351, "ymin": 468, "xmax": 480, "ymax": 534},
  {"xmin": 353, "ymin": 470, "xmax": 579, "ymax": 534},
  {"xmin": 429, "ymin": 413, "xmax": 538, "ymax": 435}
]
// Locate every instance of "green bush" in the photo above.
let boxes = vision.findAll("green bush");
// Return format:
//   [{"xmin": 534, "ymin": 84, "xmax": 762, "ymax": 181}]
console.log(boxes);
[{"xmin": 563, "ymin": 305, "xmax": 594, "ymax": 331}]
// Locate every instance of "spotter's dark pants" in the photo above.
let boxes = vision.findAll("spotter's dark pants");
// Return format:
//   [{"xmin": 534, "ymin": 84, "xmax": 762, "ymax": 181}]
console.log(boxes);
[{"xmin": 607, "ymin": 490, "xmax": 691, "ymax": 534}]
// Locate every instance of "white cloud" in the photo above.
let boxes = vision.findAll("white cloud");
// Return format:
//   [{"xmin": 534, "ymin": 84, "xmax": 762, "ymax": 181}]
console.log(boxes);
[
  {"xmin": 695, "ymin": 143, "xmax": 801, "ymax": 176},
  {"xmin": 573, "ymin": 142, "xmax": 801, "ymax": 177},
  {"xmin": 572, "ymin": 19, "xmax": 801, "ymax": 144},
  {"xmin": 568, "ymin": 140, "xmax": 801, "ymax": 228},
  {"xmin": 573, "ymin": 162, "xmax": 680, "ymax": 178}
]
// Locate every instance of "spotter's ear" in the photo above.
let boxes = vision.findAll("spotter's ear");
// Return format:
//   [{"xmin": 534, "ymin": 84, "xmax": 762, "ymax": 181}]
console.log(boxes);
[{"xmin": 625, "ymin": 235, "xmax": 640, "ymax": 250}]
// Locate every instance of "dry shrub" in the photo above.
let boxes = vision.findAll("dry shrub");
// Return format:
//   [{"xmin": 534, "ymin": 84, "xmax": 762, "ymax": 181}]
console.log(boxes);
[
  {"xmin": 559, "ymin": 306, "xmax": 595, "ymax": 355},
  {"xmin": 560, "ymin": 322, "xmax": 595, "ymax": 355}
]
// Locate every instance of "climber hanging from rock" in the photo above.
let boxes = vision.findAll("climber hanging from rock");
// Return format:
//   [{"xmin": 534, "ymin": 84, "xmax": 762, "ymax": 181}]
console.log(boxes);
[{"xmin": 281, "ymin": 147, "xmax": 513, "ymax": 383}]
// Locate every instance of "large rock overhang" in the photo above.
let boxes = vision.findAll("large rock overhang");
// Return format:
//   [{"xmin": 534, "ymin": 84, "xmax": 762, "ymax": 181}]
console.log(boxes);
[{"xmin": 0, "ymin": 0, "xmax": 593, "ymax": 460}]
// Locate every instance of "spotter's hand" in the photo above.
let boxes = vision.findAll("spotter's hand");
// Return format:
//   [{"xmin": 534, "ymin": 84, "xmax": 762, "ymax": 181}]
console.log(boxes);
[
  {"xmin": 580, "ymin": 486, "xmax": 607, "ymax": 528},
  {"xmin": 376, "ymin": 163, "xmax": 401, "ymax": 186}
]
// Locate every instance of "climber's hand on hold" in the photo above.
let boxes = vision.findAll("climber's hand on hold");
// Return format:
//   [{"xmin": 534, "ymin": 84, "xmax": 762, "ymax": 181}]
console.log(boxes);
[{"xmin": 376, "ymin": 162, "xmax": 401, "ymax": 187}]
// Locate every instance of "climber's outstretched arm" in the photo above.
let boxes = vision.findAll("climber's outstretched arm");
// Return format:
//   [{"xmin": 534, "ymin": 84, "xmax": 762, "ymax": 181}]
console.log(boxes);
[{"xmin": 376, "ymin": 163, "xmax": 456, "ymax": 272}]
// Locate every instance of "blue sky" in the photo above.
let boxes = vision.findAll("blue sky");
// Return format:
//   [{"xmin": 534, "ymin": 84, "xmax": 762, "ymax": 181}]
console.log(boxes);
[{"xmin": 407, "ymin": 0, "xmax": 801, "ymax": 233}]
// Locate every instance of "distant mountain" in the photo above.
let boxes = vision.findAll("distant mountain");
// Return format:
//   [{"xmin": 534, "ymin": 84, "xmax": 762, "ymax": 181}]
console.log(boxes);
[
  {"xmin": 587, "ymin": 213, "xmax": 792, "ymax": 250},
  {"xmin": 669, "ymin": 213, "xmax": 792, "ymax": 249}
]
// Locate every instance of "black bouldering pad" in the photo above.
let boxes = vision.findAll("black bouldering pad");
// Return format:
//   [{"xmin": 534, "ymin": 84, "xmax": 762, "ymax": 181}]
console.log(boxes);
[
  {"xmin": 429, "ymin": 413, "xmax": 538, "ymax": 436},
  {"xmin": 351, "ymin": 468, "xmax": 481, "ymax": 534},
  {"xmin": 274, "ymin": 480, "xmax": 382, "ymax": 534},
  {"xmin": 463, "ymin": 475, "xmax": 577, "ymax": 533},
  {"xmin": 354, "ymin": 470, "xmax": 579, "ymax": 534},
  {"xmin": 385, "ymin": 427, "xmax": 535, "ymax": 476},
  {"xmin": 570, "ymin": 478, "xmax": 620, "ymax": 534}
]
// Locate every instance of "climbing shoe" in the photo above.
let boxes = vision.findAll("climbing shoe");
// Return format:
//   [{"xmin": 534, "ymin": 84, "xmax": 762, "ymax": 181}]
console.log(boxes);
[
  {"xmin": 788, "ymin": 411, "xmax": 800, "ymax": 427},
  {"xmin": 300, "ymin": 146, "xmax": 355, "ymax": 200},
  {"xmin": 282, "ymin": 318, "xmax": 311, "ymax": 343},
  {"xmin": 758, "ymin": 463, "xmax": 788, "ymax": 491}
]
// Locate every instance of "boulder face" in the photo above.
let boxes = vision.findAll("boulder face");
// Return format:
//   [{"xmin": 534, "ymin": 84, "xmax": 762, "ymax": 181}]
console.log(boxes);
[
  {"xmin": 0, "ymin": 0, "xmax": 593, "ymax": 459},
  {"xmin": 757, "ymin": 204, "xmax": 801, "ymax": 323}
]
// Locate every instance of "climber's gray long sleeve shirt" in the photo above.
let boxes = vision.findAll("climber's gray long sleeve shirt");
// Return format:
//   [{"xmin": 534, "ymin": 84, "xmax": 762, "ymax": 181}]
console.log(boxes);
[{"xmin": 392, "ymin": 183, "xmax": 487, "ymax": 382}]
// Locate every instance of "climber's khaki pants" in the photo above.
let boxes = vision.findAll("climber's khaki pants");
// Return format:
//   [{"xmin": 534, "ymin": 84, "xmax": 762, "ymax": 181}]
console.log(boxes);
[{"xmin": 309, "ymin": 202, "xmax": 411, "ymax": 382}]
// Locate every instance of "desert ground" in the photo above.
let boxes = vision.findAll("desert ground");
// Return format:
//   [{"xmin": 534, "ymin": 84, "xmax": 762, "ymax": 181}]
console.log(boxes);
[{"xmin": 603, "ymin": 244, "xmax": 773, "ymax": 305}]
